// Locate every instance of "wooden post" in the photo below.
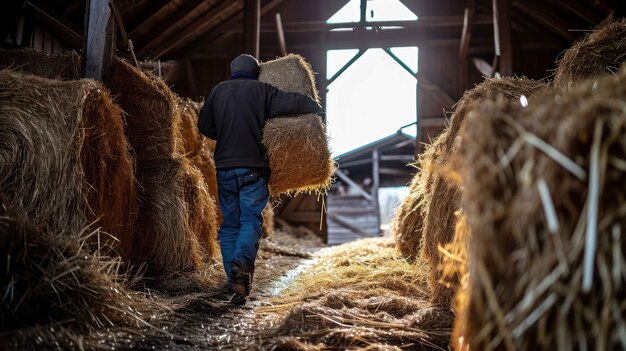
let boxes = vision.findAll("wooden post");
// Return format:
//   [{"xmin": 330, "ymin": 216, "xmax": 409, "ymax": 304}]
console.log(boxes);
[
  {"xmin": 84, "ymin": 0, "xmax": 115, "ymax": 80},
  {"xmin": 243, "ymin": 0, "xmax": 260, "ymax": 58},
  {"xmin": 493, "ymin": 0, "xmax": 512, "ymax": 76},
  {"xmin": 275, "ymin": 13, "xmax": 287, "ymax": 56},
  {"xmin": 372, "ymin": 148, "xmax": 381, "ymax": 234}
]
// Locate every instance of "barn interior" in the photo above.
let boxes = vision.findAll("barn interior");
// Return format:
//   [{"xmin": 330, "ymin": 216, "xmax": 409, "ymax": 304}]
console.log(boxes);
[{"xmin": 2, "ymin": 0, "xmax": 626, "ymax": 350}]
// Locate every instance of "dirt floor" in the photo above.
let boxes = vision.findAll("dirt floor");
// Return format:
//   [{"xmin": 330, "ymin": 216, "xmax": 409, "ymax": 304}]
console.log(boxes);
[
  {"xmin": 68, "ymin": 223, "xmax": 325, "ymax": 351},
  {"xmin": 4, "ymin": 222, "xmax": 451, "ymax": 351}
]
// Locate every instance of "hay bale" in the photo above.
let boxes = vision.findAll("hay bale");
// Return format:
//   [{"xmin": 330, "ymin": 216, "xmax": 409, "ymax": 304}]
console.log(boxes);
[
  {"xmin": 258, "ymin": 54, "xmax": 334, "ymax": 196},
  {"xmin": 420, "ymin": 77, "xmax": 545, "ymax": 306},
  {"xmin": 0, "ymin": 48, "xmax": 81, "ymax": 80},
  {"xmin": 80, "ymin": 82, "xmax": 137, "ymax": 261},
  {"xmin": 106, "ymin": 59, "xmax": 211, "ymax": 276},
  {"xmin": 0, "ymin": 208, "xmax": 154, "ymax": 335},
  {"xmin": 390, "ymin": 142, "xmax": 440, "ymax": 259},
  {"xmin": 133, "ymin": 158, "xmax": 204, "ymax": 275},
  {"xmin": 0, "ymin": 70, "xmax": 136, "ymax": 259},
  {"xmin": 107, "ymin": 58, "xmax": 178, "ymax": 163},
  {"xmin": 176, "ymin": 98, "xmax": 205, "ymax": 157},
  {"xmin": 181, "ymin": 159, "xmax": 219, "ymax": 260},
  {"xmin": 454, "ymin": 65, "xmax": 626, "ymax": 350},
  {"xmin": 553, "ymin": 20, "xmax": 626, "ymax": 87}
]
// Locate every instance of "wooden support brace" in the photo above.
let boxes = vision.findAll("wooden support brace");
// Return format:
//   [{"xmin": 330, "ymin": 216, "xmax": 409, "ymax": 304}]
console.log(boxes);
[
  {"xmin": 84, "ymin": 0, "xmax": 114, "ymax": 80},
  {"xmin": 335, "ymin": 170, "xmax": 373, "ymax": 201},
  {"xmin": 327, "ymin": 213, "xmax": 373, "ymax": 238}
]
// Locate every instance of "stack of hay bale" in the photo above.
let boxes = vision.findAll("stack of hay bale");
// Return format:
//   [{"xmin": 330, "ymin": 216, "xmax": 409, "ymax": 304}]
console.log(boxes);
[
  {"xmin": 391, "ymin": 76, "xmax": 545, "ymax": 306},
  {"xmin": 0, "ymin": 68, "xmax": 156, "ymax": 347},
  {"xmin": 450, "ymin": 20, "xmax": 626, "ymax": 350},
  {"xmin": 258, "ymin": 54, "xmax": 334, "ymax": 197},
  {"xmin": 106, "ymin": 59, "xmax": 218, "ymax": 276}
]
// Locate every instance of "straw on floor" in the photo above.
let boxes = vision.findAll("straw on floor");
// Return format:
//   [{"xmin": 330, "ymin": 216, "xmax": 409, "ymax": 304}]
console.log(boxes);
[{"xmin": 259, "ymin": 238, "xmax": 453, "ymax": 350}]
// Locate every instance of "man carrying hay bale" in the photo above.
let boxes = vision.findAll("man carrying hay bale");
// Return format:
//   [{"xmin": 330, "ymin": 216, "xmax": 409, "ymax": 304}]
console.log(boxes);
[{"xmin": 198, "ymin": 54, "xmax": 322, "ymax": 305}]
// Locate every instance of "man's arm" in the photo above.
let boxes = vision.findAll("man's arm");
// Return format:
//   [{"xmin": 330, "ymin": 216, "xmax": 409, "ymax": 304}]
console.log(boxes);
[
  {"xmin": 266, "ymin": 85, "xmax": 323, "ymax": 118},
  {"xmin": 197, "ymin": 98, "xmax": 217, "ymax": 139}
]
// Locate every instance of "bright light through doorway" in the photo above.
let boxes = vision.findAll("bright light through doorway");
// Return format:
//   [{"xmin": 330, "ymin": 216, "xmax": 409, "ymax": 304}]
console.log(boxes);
[
  {"xmin": 325, "ymin": 0, "xmax": 419, "ymax": 157},
  {"xmin": 327, "ymin": 48, "xmax": 418, "ymax": 156}
]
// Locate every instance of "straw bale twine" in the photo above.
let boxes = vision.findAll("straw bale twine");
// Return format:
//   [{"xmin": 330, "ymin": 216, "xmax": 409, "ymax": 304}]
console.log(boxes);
[
  {"xmin": 0, "ymin": 48, "xmax": 81, "ymax": 80},
  {"xmin": 258, "ymin": 54, "xmax": 334, "ymax": 196},
  {"xmin": 0, "ymin": 207, "xmax": 156, "ymax": 337},
  {"xmin": 554, "ymin": 19, "xmax": 626, "ymax": 87},
  {"xmin": 0, "ymin": 70, "xmax": 136, "ymax": 259},
  {"xmin": 454, "ymin": 66, "xmax": 626, "ymax": 350}
]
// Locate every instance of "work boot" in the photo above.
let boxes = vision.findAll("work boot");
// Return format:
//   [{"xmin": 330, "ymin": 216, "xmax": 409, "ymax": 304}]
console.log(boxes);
[
  {"xmin": 230, "ymin": 293, "xmax": 246, "ymax": 306},
  {"xmin": 230, "ymin": 262, "xmax": 251, "ymax": 296}
]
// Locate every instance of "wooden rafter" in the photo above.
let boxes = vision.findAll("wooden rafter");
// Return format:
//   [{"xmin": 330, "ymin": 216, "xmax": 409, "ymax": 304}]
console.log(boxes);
[
  {"xmin": 136, "ymin": 0, "xmax": 222, "ymax": 57},
  {"xmin": 418, "ymin": 75, "xmax": 456, "ymax": 108},
  {"xmin": 179, "ymin": 0, "xmax": 289, "ymax": 56},
  {"xmin": 512, "ymin": 0, "xmax": 575, "ymax": 42},
  {"xmin": 493, "ymin": 0, "xmax": 512, "ymax": 76},
  {"xmin": 149, "ymin": 1, "xmax": 243, "ymax": 59},
  {"xmin": 127, "ymin": 0, "xmax": 186, "ymax": 43}
]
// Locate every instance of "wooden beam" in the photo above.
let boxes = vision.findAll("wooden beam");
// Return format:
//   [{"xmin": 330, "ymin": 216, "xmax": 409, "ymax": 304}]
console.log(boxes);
[
  {"xmin": 380, "ymin": 168, "xmax": 411, "ymax": 176},
  {"xmin": 512, "ymin": 0, "xmax": 575, "ymax": 43},
  {"xmin": 109, "ymin": 0, "xmax": 128, "ymax": 45},
  {"xmin": 149, "ymin": 1, "xmax": 243, "ymax": 59},
  {"xmin": 327, "ymin": 213, "xmax": 373, "ymax": 238},
  {"xmin": 223, "ymin": 15, "xmax": 494, "ymax": 33},
  {"xmin": 289, "ymin": 211, "xmax": 323, "ymax": 223},
  {"xmin": 459, "ymin": 3, "xmax": 475, "ymax": 59},
  {"xmin": 84, "ymin": 0, "xmax": 114, "ymax": 80},
  {"xmin": 327, "ymin": 50, "xmax": 364, "ymax": 84},
  {"xmin": 493, "ymin": 0, "xmax": 513, "ymax": 76},
  {"xmin": 275, "ymin": 13, "xmax": 287, "ymax": 56},
  {"xmin": 383, "ymin": 48, "xmax": 417, "ymax": 77},
  {"xmin": 459, "ymin": 1, "xmax": 475, "ymax": 94},
  {"xmin": 243, "ymin": 0, "xmax": 260, "ymax": 58},
  {"xmin": 278, "ymin": 195, "xmax": 305, "ymax": 220},
  {"xmin": 25, "ymin": 1, "xmax": 83, "ymax": 48},
  {"xmin": 127, "ymin": 0, "xmax": 187, "ymax": 44},
  {"xmin": 380, "ymin": 155, "xmax": 415, "ymax": 162},
  {"xmin": 418, "ymin": 74, "xmax": 456, "ymax": 108},
  {"xmin": 372, "ymin": 148, "xmax": 381, "ymax": 231},
  {"xmin": 554, "ymin": 1, "xmax": 602, "ymax": 25},
  {"xmin": 335, "ymin": 170, "xmax": 373, "ymax": 201},
  {"xmin": 176, "ymin": 0, "xmax": 286, "ymax": 57},
  {"xmin": 135, "ymin": 0, "xmax": 220, "ymax": 57}
]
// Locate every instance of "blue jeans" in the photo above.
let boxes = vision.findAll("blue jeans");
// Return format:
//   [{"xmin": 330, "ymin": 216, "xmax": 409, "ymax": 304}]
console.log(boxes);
[{"xmin": 216, "ymin": 167, "xmax": 269, "ymax": 285}]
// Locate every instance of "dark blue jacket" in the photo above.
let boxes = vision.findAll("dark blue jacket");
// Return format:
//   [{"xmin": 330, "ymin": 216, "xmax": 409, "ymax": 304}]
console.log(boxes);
[{"xmin": 198, "ymin": 77, "xmax": 322, "ymax": 169}]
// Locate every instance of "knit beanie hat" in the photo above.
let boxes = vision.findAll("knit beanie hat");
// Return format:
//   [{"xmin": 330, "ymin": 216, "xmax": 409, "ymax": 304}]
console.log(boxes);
[{"xmin": 230, "ymin": 54, "xmax": 260, "ymax": 78}]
